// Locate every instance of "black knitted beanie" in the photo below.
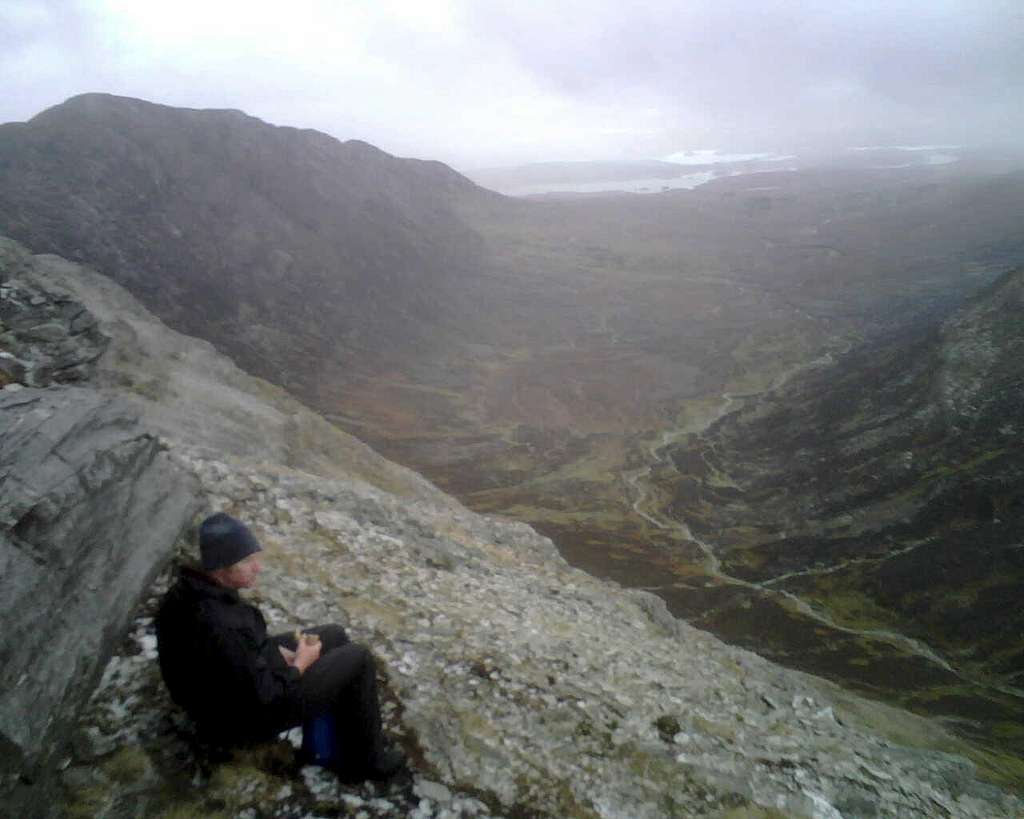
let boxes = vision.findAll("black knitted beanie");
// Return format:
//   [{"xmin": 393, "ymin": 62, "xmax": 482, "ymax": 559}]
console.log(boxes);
[{"xmin": 199, "ymin": 513, "xmax": 262, "ymax": 571}]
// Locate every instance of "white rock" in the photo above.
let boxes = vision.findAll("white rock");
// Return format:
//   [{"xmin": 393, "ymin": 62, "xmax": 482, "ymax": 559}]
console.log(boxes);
[{"xmin": 415, "ymin": 778, "xmax": 453, "ymax": 803}]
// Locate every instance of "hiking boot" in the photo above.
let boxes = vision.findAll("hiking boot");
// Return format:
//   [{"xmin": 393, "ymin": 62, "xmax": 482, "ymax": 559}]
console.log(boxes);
[
  {"xmin": 366, "ymin": 747, "xmax": 407, "ymax": 781},
  {"xmin": 333, "ymin": 747, "xmax": 407, "ymax": 784}
]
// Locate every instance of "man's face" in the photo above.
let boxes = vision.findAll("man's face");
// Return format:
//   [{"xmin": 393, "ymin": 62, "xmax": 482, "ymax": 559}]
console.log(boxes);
[{"xmin": 217, "ymin": 553, "xmax": 263, "ymax": 589}]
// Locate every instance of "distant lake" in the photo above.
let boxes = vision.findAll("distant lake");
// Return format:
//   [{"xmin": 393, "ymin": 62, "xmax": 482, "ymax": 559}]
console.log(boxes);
[
  {"xmin": 508, "ymin": 170, "xmax": 722, "ymax": 197},
  {"xmin": 508, "ymin": 161, "xmax": 797, "ymax": 197},
  {"xmin": 492, "ymin": 146, "xmax": 962, "ymax": 197},
  {"xmin": 663, "ymin": 149, "xmax": 791, "ymax": 165}
]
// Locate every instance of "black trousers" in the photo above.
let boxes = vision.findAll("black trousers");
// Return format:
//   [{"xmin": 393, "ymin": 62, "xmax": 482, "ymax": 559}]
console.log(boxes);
[{"xmin": 272, "ymin": 625, "xmax": 386, "ymax": 770}]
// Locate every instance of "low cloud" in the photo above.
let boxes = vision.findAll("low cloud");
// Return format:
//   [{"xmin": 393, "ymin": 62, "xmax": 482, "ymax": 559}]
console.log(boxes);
[{"xmin": 2, "ymin": 0, "xmax": 1021, "ymax": 167}]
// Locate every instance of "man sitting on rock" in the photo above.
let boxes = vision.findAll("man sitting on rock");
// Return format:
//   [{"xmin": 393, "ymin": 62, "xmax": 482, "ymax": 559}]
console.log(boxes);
[{"xmin": 155, "ymin": 512, "xmax": 405, "ymax": 782}]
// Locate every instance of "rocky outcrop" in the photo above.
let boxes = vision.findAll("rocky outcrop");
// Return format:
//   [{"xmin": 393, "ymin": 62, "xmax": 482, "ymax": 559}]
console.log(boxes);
[
  {"xmin": 0, "ymin": 239, "xmax": 108, "ymax": 387},
  {"xmin": 1, "ymin": 239, "xmax": 202, "ymax": 814},
  {"xmin": 0, "ymin": 362, "xmax": 201, "ymax": 819}
]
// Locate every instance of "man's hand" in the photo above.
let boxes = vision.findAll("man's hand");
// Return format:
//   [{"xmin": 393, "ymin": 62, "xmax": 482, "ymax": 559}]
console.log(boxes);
[
  {"xmin": 292, "ymin": 636, "xmax": 321, "ymax": 673},
  {"xmin": 279, "ymin": 631, "xmax": 322, "ymax": 674}
]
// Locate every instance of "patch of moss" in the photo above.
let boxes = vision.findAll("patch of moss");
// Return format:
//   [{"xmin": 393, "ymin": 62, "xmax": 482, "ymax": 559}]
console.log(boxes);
[
  {"xmin": 653, "ymin": 715, "xmax": 681, "ymax": 742},
  {"xmin": 103, "ymin": 745, "xmax": 155, "ymax": 785},
  {"xmin": 63, "ymin": 784, "xmax": 114, "ymax": 819},
  {"xmin": 692, "ymin": 714, "xmax": 738, "ymax": 743},
  {"xmin": 206, "ymin": 758, "xmax": 287, "ymax": 814},
  {"xmin": 157, "ymin": 804, "xmax": 229, "ymax": 819},
  {"xmin": 920, "ymin": 448, "xmax": 1009, "ymax": 481},
  {"xmin": 126, "ymin": 375, "xmax": 168, "ymax": 401}
]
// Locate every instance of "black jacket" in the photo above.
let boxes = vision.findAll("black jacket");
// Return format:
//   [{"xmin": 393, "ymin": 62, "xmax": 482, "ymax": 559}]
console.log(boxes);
[{"xmin": 155, "ymin": 566, "xmax": 303, "ymax": 743}]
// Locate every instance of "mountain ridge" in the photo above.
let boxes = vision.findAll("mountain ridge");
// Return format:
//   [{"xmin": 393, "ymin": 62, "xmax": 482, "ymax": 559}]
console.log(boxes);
[{"xmin": 0, "ymin": 92, "xmax": 495, "ymax": 395}]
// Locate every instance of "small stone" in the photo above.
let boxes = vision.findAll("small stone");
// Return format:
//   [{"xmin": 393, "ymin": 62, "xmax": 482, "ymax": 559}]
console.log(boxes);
[
  {"xmin": 415, "ymin": 778, "xmax": 453, "ymax": 803},
  {"xmin": 20, "ymin": 321, "xmax": 66, "ymax": 342},
  {"xmin": 69, "ymin": 312, "xmax": 97, "ymax": 333},
  {"xmin": 814, "ymin": 706, "xmax": 836, "ymax": 723},
  {"xmin": 0, "ymin": 355, "xmax": 26, "ymax": 384}
]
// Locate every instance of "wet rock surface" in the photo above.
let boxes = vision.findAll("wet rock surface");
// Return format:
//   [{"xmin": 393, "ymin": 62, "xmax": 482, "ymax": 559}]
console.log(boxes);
[
  {"xmin": 2, "ymin": 239, "xmax": 1022, "ymax": 817},
  {"xmin": 0, "ymin": 239, "xmax": 108, "ymax": 386},
  {"xmin": 0, "ymin": 373, "xmax": 200, "ymax": 810}
]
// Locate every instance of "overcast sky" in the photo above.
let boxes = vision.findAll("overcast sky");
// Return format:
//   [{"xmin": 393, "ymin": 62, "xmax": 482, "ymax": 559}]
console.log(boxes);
[{"xmin": 2, "ymin": 0, "xmax": 1022, "ymax": 168}]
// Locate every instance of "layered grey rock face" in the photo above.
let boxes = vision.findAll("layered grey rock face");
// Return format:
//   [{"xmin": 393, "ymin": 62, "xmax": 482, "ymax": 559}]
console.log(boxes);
[
  {"xmin": 0, "ymin": 238, "xmax": 108, "ymax": 387},
  {"xmin": 0, "ymin": 243, "xmax": 201, "ymax": 815},
  {"xmin": 2, "ymin": 237, "xmax": 1022, "ymax": 817}
]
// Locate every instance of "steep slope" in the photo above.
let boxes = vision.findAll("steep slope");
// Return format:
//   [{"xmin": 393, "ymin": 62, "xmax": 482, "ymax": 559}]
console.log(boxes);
[
  {"xmin": 3, "ymin": 238, "xmax": 1023, "ymax": 817},
  {"xmin": 656, "ymin": 266, "xmax": 1024, "ymax": 759}
]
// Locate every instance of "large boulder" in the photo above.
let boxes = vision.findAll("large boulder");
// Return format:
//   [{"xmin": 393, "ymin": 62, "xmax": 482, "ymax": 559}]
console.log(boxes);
[
  {"xmin": 0, "ymin": 242, "xmax": 201, "ymax": 816},
  {"xmin": 0, "ymin": 387, "xmax": 200, "ymax": 814}
]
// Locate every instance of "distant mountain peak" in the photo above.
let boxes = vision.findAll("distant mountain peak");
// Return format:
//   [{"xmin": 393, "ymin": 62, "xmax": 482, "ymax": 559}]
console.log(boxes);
[
  {"xmin": 0, "ymin": 93, "xmax": 489, "ymax": 390},
  {"xmin": 34, "ymin": 91, "xmax": 258, "ymax": 123}
]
